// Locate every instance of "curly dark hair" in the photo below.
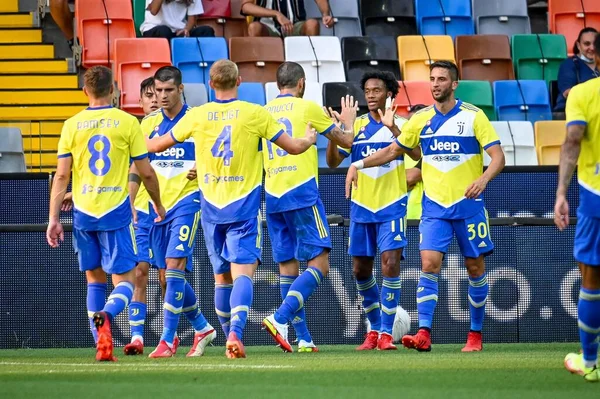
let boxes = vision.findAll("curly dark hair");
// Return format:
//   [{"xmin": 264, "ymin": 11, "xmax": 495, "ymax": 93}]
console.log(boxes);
[{"xmin": 360, "ymin": 71, "xmax": 399, "ymax": 100}]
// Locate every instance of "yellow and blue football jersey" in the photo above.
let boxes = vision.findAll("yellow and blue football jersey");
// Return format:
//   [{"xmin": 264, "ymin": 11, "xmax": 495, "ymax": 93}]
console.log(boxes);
[
  {"xmin": 566, "ymin": 78, "xmax": 600, "ymax": 218},
  {"xmin": 171, "ymin": 99, "xmax": 283, "ymax": 223},
  {"xmin": 142, "ymin": 105, "xmax": 199, "ymax": 224},
  {"xmin": 398, "ymin": 100, "xmax": 500, "ymax": 219},
  {"xmin": 339, "ymin": 113, "xmax": 408, "ymax": 223},
  {"xmin": 262, "ymin": 94, "xmax": 335, "ymax": 213},
  {"xmin": 57, "ymin": 105, "xmax": 148, "ymax": 231}
]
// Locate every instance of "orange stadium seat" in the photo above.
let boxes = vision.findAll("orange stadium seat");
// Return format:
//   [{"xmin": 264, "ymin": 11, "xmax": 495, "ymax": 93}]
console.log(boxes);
[
  {"xmin": 455, "ymin": 35, "xmax": 514, "ymax": 82},
  {"xmin": 229, "ymin": 37, "xmax": 284, "ymax": 84},
  {"xmin": 114, "ymin": 38, "xmax": 171, "ymax": 116},
  {"xmin": 397, "ymin": 36, "xmax": 455, "ymax": 81},
  {"xmin": 548, "ymin": 0, "xmax": 600, "ymax": 55},
  {"xmin": 393, "ymin": 81, "xmax": 433, "ymax": 118},
  {"xmin": 534, "ymin": 120, "xmax": 566, "ymax": 165},
  {"xmin": 196, "ymin": 0, "xmax": 248, "ymax": 40},
  {"xmin": 75, "ymin": 0, "xmax": 136, "ymax": 68}
]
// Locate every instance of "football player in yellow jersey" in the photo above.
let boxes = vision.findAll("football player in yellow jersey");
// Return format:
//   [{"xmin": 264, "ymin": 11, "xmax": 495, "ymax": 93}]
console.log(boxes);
[
  {"xmin": 146, "ymin": 59, "xmax": 317, "ymax": 358},
  {"xmin": 259, "ymin": 62, "xmax": 356, "ymax": 353},
  {"xmin": 46, "ymin": 66, "xmax": 165, "ymax": 362},
  {"xmin": 345, "ymin": 61, "xmax": 505, "ymax": 353},
  {"xmin": 555, "ymin": 34, "xmax": 600, "ymax": 382},
  {"xmin": 327, "ymin": 71, "xmax": 419, "ymax": 351}
]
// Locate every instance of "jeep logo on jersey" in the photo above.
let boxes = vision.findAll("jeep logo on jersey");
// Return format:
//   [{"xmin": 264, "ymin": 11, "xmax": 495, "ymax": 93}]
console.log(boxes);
[
  {"xmin": 156, "ymin": 147, "xmax": 185, "ymax": 158},
  {"xmin": 361, "ymin": 146, "xmax": 380, "ymax": 157},
  {"xmin": 430, "ymin": 139, "xmax": 460, "ymax": 153}
]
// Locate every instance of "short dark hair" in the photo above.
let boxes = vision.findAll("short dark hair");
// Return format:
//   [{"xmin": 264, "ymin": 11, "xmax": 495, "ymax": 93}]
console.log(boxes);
[
  {"xmin": 409, "ymin": 104, "xmax": 428, "ymax": 113},
  {"xmin": 573, "ymin": 27, "xmax": 598, "ymax": 55},
  {"xmin": 430, "ymin": 60, "xmax": 459, "ymax": 81},
  {"xmin": 84, "ymin": 65, "xmax": 113, "ymax": 98},
  {"xmin": 276, "ymin": 62, "xmax": 305, "ymax": 89},
  {"xmin": 139, "ymin": 77, "xmax": 155, "ymax": 96},
  {"xmin": 154, "ymin": 66, "xmax": 182, "ymax": 86},
  {"xmin": 595, "ymin": 31, "xmax": 600, "ymax": 58},
  {"xmin": 360, "ymin": 71, "xmax": 399, "ymax": 99}
]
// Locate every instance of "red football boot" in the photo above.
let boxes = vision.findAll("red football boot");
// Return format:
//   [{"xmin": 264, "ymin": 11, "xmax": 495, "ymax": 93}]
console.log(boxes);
[
  {"xmin": 225, "ymin": 331, "xmax": 246, "ymax": 359},
  {"xmin": 356, "ymin": 330, "xmax": 379, "ymax": 351},
  {"xmin": 172, "ymin": 335, "xmax": 180, "ymax": 355},
  {"xmin": 123, "ymin": 339, "xmax": 144, "ymax": 356},
  {"xmin": 148, "ymin": 340, "xmax": 174, "ymax": 358},
  {"xmin": 187, "ymin": 329, "xmax": 216, "ymax": 357},
  {"xmin": 93, "ymin": 311, "xmax": 117, "ymax": 362},
  {"xmin": 462, "ymin": 331, "xmax": 483, "ymax": 352},
  {"xmin": 401, "ymin": 329, "xmax": 432, "ymax": 352},
  {"xmin": 377, "ymin": 333, "xmax": 397, "ymax": 351}
]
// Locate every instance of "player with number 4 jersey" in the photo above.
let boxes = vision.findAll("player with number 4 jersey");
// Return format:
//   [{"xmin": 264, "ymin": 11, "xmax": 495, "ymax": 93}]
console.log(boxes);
[{"xmin": 147, "ymin": 60, "xmax": 317, "ymax": 358}]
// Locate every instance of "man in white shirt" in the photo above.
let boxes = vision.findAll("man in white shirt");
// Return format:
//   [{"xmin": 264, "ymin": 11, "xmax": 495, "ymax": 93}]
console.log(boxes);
[{"xmin": 141, "ymin": 0, "xmax": 214, "ymax": 39}]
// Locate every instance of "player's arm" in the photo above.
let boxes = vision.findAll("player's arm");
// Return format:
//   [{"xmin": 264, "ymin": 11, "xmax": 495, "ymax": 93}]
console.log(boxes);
[
  {"xmin": 128, "ymin": 163, "xmax": 142, "ymax": 224},
  {"xmin": 47, "ymin": 156, "xmax": 72, "ymax": 248},
  {"xmin": 326, "ymin": 140, "xmax": 346, "ymax": 168},
  {"xmin": 406, "ymin": 158, "xmax": 422, "ymax": 191},
  {"xmin": 146, "ymin": 133, "xmax": 177, "ymax": 153},
  {"xmin": 273, "ymin": 122, "xmax": 317, "ymax": 154},
  {"xmin": 133, "ymin": 157, "xmax": 164, "ymax": 222},
  {"xmin": 465, "ymin": 143, "xmax": 505, "ymax": 199}
]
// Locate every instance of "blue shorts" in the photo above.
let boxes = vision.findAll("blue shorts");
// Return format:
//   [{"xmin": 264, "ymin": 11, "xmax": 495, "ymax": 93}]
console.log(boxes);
[
  {"xmin": 267, "ymin": 200, "xmax": 331, "ymax": 263},
  {"xmin": 574, "ymin": 213, "xmax": 600, "ymax": 266},
  {"xmin": 419, "ymin": 208, "xmax": 494, "ymax": 258},
  {"xmin": 134, "ymin": 212, "xmax": 153, "ymax": 265},
  {"xmin": 202, "ymin": 215, "xmax": 262, "ymax": 275},
  {"xmin": 150, "ymin": 211, "xmax": 200, "ymax": 272},
  {"xmin": 73, "ymin": 224, "xmax": 138, "ymax": 275},
  {"xmin": 349, "ymin": 216, "xmax": 408, "ymax": 257}
]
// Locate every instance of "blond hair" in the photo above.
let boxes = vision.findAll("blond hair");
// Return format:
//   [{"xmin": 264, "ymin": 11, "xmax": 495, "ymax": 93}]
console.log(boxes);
[{"xmin": 210, "ymin": 59, "xmax": 239, "ymax": 90}]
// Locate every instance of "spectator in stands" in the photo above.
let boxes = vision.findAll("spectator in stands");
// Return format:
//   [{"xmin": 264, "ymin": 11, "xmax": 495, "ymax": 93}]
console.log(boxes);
[
  {"xmin": 241, "ymin": 0, "xmax": 332, "ymax": 37},
  {"xmin": 555, "ymin": 28, "xmax": 599, "ymax": 112},
  {"xmin": 405, "ymin": 104, "xmax": 425, "ymax": 220},
  {"xmin": 140, "ymin": 0, "xmax": 215, "ymax": 39},
  {"xmin": 49, "ymin": 0, "xmax": 74, "ymax": 47}
]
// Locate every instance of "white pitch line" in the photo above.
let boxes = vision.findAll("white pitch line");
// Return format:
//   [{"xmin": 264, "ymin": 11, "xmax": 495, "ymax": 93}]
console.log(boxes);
[{"xmin": 0, "ymin": 361, "xmax": 293, "ymax": 370}]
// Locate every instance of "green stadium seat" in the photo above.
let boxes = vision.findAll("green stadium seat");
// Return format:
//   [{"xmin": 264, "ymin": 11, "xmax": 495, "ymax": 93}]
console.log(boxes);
[
  {"xmin": 133, "ymin": 0, "xmax": 145, "ymax": 37},
  {"xmin": 511, "ymin": 34, "xmax": 567, "ymax": 85},
  {"xmin": 454, "ymin": 80, "xmax": 496, "ymax": 121}
]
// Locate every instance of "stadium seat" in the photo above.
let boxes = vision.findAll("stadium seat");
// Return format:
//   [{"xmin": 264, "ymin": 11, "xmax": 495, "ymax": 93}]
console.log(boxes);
[
  {"xmin": 534, "ymin": 120, "xmax": 566, "ymax": 165},
  {"xmin": 229, "ymin": 37, "xmax": 284, "ymax": 84},
  {"xmin": 360, "ymin": 0, "xmax": 418, "ymax": 37},
  {"xmin": 210, "ymin": 82, "xmax": 266, "ymax": 105},
  {"xmin": 196, "ymin": 0, "xmax": 247, "ymax": 40},
  {"xmin": 183, "ymin": 83, "xmax": 208, "ymax": 107},
  {"xmin": 323, "ymin": 82, "xmax": 368, "ymax": 116},
  {"xmin": 493, "ymin": 80, "xmax": 552, "ymax": 124},
  {"xmin": 415, "ymin": 0, "xmax": 474, "ymax": 38},
  {"xmin": 201, "ymin": 0, "xmax": 231, "ymax": 17},
  {"xmin": 393, "ymin": 81, "xmax": 433, "ymax": 118},
  {"xmin": 455, "ymin": 35, "xmax": 514, "ymax": 82},
  {"xmin": 0, "ymin": 128, "xmax": 26, "ymax": 172},
  {"xmin": 488, "ymin": 121, "xmax": 538, "ymax": 166},
  {"xmin": 341, "ymin": 36, "xmax": 400, "ymax": 83},
  {"xmin": 284, "ymin": 37, "xmax": 346, "ymax": 83},
  {"xmin": 472, "ymin": 0, "xmax": 531, "ymax": 35},
  {"xmin": 114, "ymin": 38, "xmax": 172, "ymax": 116},
  {"xmin": 304, "ymin": 0, "xmax": 362, "ymax": 38},
  {"xmin": 511, "ymin": 34, "xmax": 567, "ymax": 84},
  {"xmin": 75, "ymin": 0, "xmax": 136, "ymax": 68},
  {"xmin": 171, "ymin": 37, "xmax": 228, "ymax": 85},
  {"xmin": 454, "ymin": 80, "xmax": 496, "ymax": 121},
  {"xmin": 397, "ymin": 35, "xmax": 455, "ymax": 81},
  {"xmin": 548, "ymin": 0, "xmax": 600, "ymax": 56},
  {"xmin": 265, "ymin": 81, "xmax": 323, "ymax": 106}
]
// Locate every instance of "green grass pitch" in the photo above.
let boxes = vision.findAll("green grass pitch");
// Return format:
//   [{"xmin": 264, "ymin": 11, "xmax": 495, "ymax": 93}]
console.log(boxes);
[{"xmin": 0, "ymin": 344, "xmax": 597, "ymax": 398}]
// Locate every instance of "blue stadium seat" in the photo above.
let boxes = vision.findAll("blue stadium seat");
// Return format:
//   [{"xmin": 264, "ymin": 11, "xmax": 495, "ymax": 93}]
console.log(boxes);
[
  {"xmin": 209, "ymin": 82, "xmax": 266, "ymax": 105},
  {"xmin": 493, "ymin": 80, "xmax": 552, "ymax": 124},
  {"xmin": 415, "ymin": 0, "xmax": 474, "ymax": 38},
  {"xmin": 171, "ymin": 37, "xmax": 228, "ymax": 85}
]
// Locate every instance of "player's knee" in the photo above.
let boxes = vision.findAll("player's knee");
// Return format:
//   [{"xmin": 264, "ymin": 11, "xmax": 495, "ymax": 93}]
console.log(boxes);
[
  {"xmin": 134, "ymin": 264, "xmax": 149, "ymax": 287},
  {"xmin": 421, "ymin": 257, "xmax": 442, "ymax": 274},
  {"xmin": 309, "ymin": 250, "xmax": 330, "ymax": 277},
  {"xmin": 465, "ymin": 257, "xmax": 485, "ymax": 278},
  {"xmin": 303, "ymin": 19, "xmax": 320, "ymax": 35},
  {"xmin": 85, "ymin": 268, "xmax": 107, "ymax": 284},
  {"xmin": 248, "ymin": 22, "xmax": 265, "ymax": 37},
  {"xmin": 215, "ymin": 271, "xmax": 233, "ymax": 285},
  {"xmin": 166, "ymin": 257, "xmax": 186, "ymax": 271},
  {"xmin": 353, "ymin": 260, "xmax": 373, "ymax": 280},
  {"xmin": 580, "ymin": 263, "xmax": 600, "ymax": 289}
]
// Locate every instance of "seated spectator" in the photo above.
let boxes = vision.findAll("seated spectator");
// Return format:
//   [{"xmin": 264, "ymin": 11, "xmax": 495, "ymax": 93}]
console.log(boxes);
[
  {"xmin": 49, "ymin": 0, "xmax": 74, "ymax": 47},
  {"xmin": 555, "ymin": 27, "xmax": 599, "ymax": 112},
  {"xmin": 140, "ymin": 0, "xmax": 215, "ymax": 39},
  {"xmin": 241, "ymin": 0, "xmax": 332, "ymax": 37}
]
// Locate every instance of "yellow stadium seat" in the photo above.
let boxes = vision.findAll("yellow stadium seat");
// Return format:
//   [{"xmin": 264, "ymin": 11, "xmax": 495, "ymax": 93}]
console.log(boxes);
[
  {"xmin": 397, "ymin": 35, "xmax": 455, "ymax": 81},
  {"xmin": 534, "ymin": 120, "xmax": 566, "ymax": 165}
]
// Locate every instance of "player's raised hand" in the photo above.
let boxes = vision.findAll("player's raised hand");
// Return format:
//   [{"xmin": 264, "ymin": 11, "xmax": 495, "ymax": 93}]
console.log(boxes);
[
  {"xmin": 464, "ymin": 176, "xmax": 489, "ymax": 199},
  {"xmin": 345, "ymin": 165, "xmax": 359, "ymax": 199},
  {"xmin": 377, "ymin": 105, "xmax": 399, "ymax": 129},
  {"xmin": 305, "ymin": 122, "xmax": 317, "ymax": 145},
  {"xmin": 554, "ymin": 195, "xmax": 570, "ymax": 231},
  {"xmin": 337, "ymin": 94, "xmax": 359, "ymax": 130},
  {"xmin": 61, "ymin": 192, "xmax": 73, "ymax": 212},
  {"xmin": 153, "ymin": 203, "xmax": 166, "ymax": 223},
  {"xmin": 46, "ymin": 220, "xmax": 64, "ymax": 248}
]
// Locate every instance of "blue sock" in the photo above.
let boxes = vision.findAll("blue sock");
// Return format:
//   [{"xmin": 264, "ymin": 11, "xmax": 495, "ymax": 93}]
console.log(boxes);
[
  {"xmin": 87, "ymin": 282, "xmax": 106, "ymax": 344},
  {"xmin": 160, "ymin": 269, "xmax": 186, "ymax": 345},
  {"xmin": 468, "ymin": 273, "xmax": 488, "ymax": 332},
  {"xmin": 417, "ymin": 272, "xmax": 439, "ymax": 330},
  {"xmin": 128, "ymin": 302, "xmax": 146, "ymax": 342},
  {"xmin": 380, "ymin": 277, "xmax": 401, "ymax": 335},
  {"xmin": 182, "ymin": 281, "xmax": 209, "ymax": 332},
  {"xmin": 215, "ymin": 283, "xmax": 232, "ymax": 337},
  {"xmin": 230, "ymin": 275, "xmax": 253, "ymax": 340},
  {"xmin": 275, "ymin": 267, "xmax": 323, "ymax": 325},
  {"xmin": 102, "ymin": 282, "xmax": 133, "ymax": 321},
  {"xmin": 579, "ymin": 288, "xmax": 600, "ymax": 368},
  {"xmin": 356, "ymin": 275, "xmax": 381, "ymax": 332},
  {"xmin": 281, "ymin": 275, "xmax": 312, "ymax": 343}
]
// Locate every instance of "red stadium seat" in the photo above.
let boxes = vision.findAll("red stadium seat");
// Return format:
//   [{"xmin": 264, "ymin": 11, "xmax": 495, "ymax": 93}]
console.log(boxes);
[
  {"xmin": 393, "ymin": 81, "xmax": 434, "ymax": 118},
  {"xmin": 201, "ymin": 0, "xmax": 231, "ymax": 17},
  {"xmin": 196, "ymin": 0, "xmax": 247, "ymax": 39},
  {"xmin": 229, "ymin": 37, "xmax": 284, "ymax": 84},
  {"xmin": 455, "ymin": 35, "xmax": 514, "ymax": 82},
  {"xmin": 75, "ymin": 0, "xmax": 136, "ymax": 68},
  {"xmin": 548, "ymin": 0, "xmax": 600, "ymax": 55},
  {"xmin": 114, "ymin": 38, "xmax": 171, "ymax": 116}
]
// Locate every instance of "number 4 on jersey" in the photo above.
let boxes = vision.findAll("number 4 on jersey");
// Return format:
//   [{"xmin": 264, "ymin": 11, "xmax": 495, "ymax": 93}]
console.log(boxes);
[{"xmin": 211, "ymin": 125, "xmax": 234, "ymax": 166}]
